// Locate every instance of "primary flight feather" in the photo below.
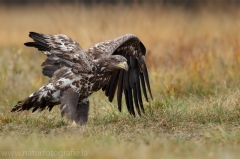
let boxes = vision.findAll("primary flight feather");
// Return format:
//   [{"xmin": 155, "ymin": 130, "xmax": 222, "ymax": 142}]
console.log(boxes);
[{"xmin": 11, "ymin": 32, "xmax": 152, "ymax": 125}]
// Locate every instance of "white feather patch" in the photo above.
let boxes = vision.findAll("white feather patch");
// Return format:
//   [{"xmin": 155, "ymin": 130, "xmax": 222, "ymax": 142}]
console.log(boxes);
[
  {"xmin": 52, "ymin": 90, "xmax": 60, "ymax": 102},
  {"xmin": 56, "ymin": 78, "xmax": 73, "ymax": 88},
  {"xmin": 46, "ymin": 83, "xmax": 54, "ymax": 89}
]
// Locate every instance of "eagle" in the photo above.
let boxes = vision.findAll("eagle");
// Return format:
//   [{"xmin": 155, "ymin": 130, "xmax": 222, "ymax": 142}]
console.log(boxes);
[{"xmin": 11, "ymin": 32, "xmax": 152, "ymax": 125}]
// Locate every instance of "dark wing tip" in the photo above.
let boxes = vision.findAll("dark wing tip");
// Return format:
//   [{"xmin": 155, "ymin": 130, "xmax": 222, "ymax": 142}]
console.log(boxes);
[
  {"xmin": 24, "ymin": 42, "xmax": 34, "ymax": 46},
  {"xmin": 140, "ymin": 42, "xmax": 146, "ymax": 55},
  {"xmin": 24, "ymin": 42, "xmax": 51, "ymax": 52},
  {"xmin": 24, "ymin": 30, "xmax": 51, "ymax": 52},
  {"xmin": 29, "ymin": 31, "xmax": 37, "ymax": 34},
  {"xmin": 100, "ymin": 35, "xmax": 151, "ymax": 116},
  {"xmin": 29, "ymin": 31, "xmax": 41, "ymax": 37}
]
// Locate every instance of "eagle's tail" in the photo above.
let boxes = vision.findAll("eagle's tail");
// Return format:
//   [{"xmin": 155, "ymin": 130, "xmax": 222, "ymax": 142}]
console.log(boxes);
[
  {"xmin": 11, "ymin": 84, "xmax": 58, "ymax": 112},
  {"xmin": 11, "ymin": 96, "xmax": 38, "ymax": 112}
]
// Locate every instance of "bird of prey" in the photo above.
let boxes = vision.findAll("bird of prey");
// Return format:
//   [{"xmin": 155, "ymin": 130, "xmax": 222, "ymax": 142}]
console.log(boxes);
[{"xmin": 11, "ymin": 32, "xmax": 152, "ymax": 125}]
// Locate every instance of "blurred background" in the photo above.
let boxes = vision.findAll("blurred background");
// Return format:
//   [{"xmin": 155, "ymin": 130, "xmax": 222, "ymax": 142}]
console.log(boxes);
[
  {"xmin": 1, "ymin": 2, "xmax": 240, "ymax": 158},
  {"xmin": 1, "ymin": 0, "xmax": 240, "ymax": 6},
  {"xmin": 0, "ymin": 0, "xmax": 240, "ymax": 99}
]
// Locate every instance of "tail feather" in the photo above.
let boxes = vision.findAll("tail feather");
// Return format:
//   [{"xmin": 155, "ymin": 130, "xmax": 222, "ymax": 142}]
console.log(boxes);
[
  {"xmin": 11, "ymin": 95, "xmax": 55, "ymax": 113},
  {"xmin": 11, "ymin": 96, "xmax": 38, "ymax": 112},
  {"xmin": 11, "ymin": 84, "xmax": 59, "ymax": 112}
]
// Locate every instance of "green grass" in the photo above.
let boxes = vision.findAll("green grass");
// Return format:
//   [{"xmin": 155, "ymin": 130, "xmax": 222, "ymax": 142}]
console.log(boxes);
[
  {"xmin": 1, "ymin": 91, "xmax": 240, "ymax": 159},
  {"xmin": 1, "ymin": 3, "xmax": 240, "ymax": 159}
]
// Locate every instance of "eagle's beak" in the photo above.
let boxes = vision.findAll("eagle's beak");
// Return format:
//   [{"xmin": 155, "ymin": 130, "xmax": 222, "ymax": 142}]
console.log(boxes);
[{"xmin": 117, "ymin": 62, "xmax": 129, "ymax": 71}]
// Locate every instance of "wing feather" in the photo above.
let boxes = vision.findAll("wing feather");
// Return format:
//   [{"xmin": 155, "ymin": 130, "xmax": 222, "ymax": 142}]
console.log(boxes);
[
  {"xmin": 139, "ymin": 73, "xmax": 148, "ymax": 102},
  {"xmin": 141, "ymin": 61, "xmax": 153, "ymax": 99},
  {"xmin": 117, "ymin": 70, "xmax": 124, "ymax": 112},
  {"xmin": 107, "ymin": 70, "xmax": 120, "ymax": 102}
]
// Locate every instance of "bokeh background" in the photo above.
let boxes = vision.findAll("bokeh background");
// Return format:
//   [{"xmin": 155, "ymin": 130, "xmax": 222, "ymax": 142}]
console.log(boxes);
[{"xmin": 1, "ymin": 0, "xmax": 240, "ymax": 96}]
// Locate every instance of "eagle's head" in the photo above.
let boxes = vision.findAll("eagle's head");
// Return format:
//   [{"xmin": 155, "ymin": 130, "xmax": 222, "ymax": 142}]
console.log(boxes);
[
  {"xmin": 100, "ymin": 55, "xmax": 128, "ymax": 72},
  {"xmin": 109, "ymin": 55, "xmax": 128, "ymax": 71}
]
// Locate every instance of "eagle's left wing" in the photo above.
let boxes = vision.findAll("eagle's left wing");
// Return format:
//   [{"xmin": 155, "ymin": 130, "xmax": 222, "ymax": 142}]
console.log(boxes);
[
  {"xmin": 24, "ymin": 32, "xmax": 92, "ymax": 78},
  {"xmin": 86, "ymin": 34, "xmax": 152, "ymax": 116}
]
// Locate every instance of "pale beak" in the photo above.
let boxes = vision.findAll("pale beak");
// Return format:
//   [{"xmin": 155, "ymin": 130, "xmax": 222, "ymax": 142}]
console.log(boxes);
[{"xmin": 117, "ymin": 61, "xmax": 129, "ymax": 71}]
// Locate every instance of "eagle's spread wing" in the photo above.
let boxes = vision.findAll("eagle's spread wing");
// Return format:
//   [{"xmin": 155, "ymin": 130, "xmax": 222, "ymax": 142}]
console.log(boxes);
[
  {"xmin": 25, "ymin": 32, "xmax": 91, "ymax": 77},
  {"xmin": 86, "ymin": 34, "xmax": 152, "ymax": 116}
]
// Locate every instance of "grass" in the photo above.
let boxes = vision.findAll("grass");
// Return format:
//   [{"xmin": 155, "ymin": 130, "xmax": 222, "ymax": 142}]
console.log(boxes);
[{"xmin": 1, "ymin": 3, "xmax": 240, "ymax": 159}]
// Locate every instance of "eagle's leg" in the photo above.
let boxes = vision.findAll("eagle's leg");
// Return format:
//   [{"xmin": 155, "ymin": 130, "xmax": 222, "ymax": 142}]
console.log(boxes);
[
  {"xmin": 60, "ymin": 88, "xmax": 80, "ymax": 123},
  {"xmin": 74, "ymin": 98, "xmax": 89, "ymax": 125}
]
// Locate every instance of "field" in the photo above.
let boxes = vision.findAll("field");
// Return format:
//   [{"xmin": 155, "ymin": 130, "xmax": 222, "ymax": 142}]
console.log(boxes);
[{"xmin": 1, "ymin": 3, "xmax": 240, "ymax": 159}]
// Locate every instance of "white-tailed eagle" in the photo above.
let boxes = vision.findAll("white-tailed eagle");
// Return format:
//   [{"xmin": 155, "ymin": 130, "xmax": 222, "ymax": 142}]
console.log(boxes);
[{"xmin": 11, "ymin": 32, "xmax": 152, "ymax": 125}]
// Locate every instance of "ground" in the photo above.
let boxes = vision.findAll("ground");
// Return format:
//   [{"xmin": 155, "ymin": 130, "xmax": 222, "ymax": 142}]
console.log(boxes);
[{"xmin": 0, "ymin": 3, "xmax": 240, "ymax": 159}]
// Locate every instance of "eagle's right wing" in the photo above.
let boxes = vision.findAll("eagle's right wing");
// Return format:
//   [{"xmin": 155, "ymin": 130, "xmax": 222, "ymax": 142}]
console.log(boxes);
[
  {"xmin": 87, "ymin": 34, "xmax": 152, "ymax": 116},
  {"xmin": 24, "ymin": 32, "xmax": 92, "ymax": 78}
]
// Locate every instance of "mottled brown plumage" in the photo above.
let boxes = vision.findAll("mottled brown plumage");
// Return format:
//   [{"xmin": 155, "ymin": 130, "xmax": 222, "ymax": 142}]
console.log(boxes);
[{"xmin": 11, "ymin": 32, "xmax": 152, "ymax": 125}]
